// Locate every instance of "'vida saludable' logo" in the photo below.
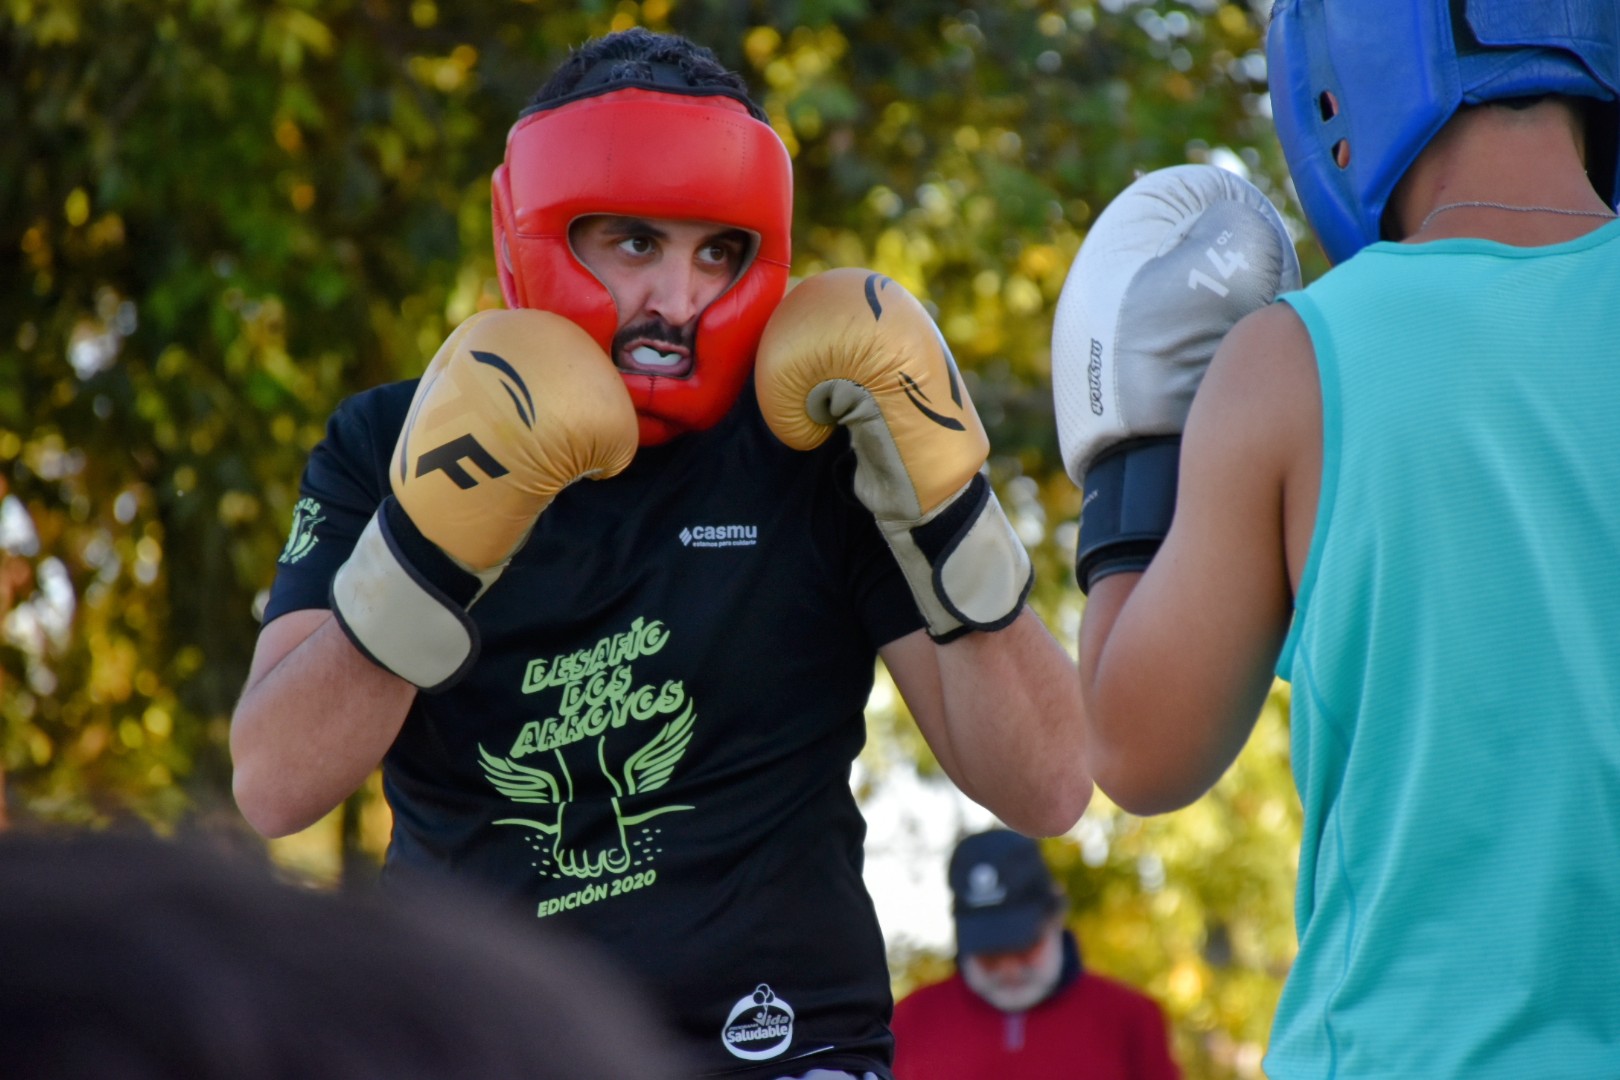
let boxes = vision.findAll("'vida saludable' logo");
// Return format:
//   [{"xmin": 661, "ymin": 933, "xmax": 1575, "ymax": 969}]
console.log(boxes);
[{"xmin": 721, "ymin": 984, "xmax": 795, "ymax": 1061}]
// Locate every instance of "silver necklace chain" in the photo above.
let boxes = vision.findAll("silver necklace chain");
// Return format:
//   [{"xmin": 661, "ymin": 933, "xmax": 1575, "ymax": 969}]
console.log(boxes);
[{"xmin": 1420, "ymin": 199, "xmax": 1618, "ymax": 232}]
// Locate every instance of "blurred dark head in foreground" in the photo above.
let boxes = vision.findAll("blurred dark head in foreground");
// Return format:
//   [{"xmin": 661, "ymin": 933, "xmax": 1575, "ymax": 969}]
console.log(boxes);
[{"xmin": 0, "ymin": 830, "xmax": 684, "ymax": 1079}]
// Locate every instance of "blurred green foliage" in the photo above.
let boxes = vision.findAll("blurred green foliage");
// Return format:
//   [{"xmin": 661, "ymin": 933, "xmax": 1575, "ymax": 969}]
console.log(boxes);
[{"xmin": 3, "ymin": 1, "xmax": 1313, "ymax": 1075}]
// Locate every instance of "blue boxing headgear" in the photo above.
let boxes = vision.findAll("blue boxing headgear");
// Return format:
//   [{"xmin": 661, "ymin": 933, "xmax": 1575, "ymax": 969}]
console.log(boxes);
[{"xmin": 1268, "ymin": 0, "xmax": 1620, "ymax": 264}]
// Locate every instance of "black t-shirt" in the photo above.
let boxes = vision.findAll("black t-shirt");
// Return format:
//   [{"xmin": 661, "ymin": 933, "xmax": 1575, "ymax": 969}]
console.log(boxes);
[{"xmin": 266, "ymin": 380, "xmax": 924, "ymax": 1078}]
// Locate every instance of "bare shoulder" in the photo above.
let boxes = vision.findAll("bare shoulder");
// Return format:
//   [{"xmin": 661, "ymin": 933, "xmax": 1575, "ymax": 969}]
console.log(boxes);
[
  {"xmin": 1196, "ymin": 300, "xmax": 1318, "ymax": 437},
  {"xmin": 1193, "ymin": 299, "xmax": 1322, "ymax": 585}
]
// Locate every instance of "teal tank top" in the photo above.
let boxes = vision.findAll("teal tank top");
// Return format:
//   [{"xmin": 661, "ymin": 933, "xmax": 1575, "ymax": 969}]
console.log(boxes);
[{"xmin": 1270, "ymin": 222, "xmax": 1620, "ymax": 1079}]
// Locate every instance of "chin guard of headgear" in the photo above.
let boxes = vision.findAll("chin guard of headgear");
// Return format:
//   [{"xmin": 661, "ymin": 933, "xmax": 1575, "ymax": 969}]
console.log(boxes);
[
  {"xmin": 492, "ymin": 77, "xmax": 793, "ymax": 446},
  {"xmin": 1268, "ymin": 0, "xmax": 1620, "ymax": 265}
]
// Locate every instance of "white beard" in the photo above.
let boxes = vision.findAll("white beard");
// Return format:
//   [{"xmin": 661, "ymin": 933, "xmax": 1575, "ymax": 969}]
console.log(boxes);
[{"xmin": 960, "ymin": 929, "xmax": 1065, "ymax": 1013}]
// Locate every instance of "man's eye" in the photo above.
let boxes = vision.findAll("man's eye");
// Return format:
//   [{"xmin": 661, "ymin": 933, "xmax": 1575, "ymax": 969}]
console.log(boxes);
[
  {"xmin": 618, "ymin": 237, "xmax": 654, "ymax": 255},
  {"xmin": 701, "ymin": 243, "xmax": 738, "ymax": 266}
]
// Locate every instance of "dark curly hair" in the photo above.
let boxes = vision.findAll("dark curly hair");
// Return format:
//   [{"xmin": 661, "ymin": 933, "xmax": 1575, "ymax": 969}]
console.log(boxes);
[{"xmin": 529, "ymin": 27, "xmax": 758, "ymax": 114}]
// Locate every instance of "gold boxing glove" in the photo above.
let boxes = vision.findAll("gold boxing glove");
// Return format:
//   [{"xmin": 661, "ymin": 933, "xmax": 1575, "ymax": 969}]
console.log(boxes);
[
  {"xmin": 756, "ymin": 268, "xmax": 1032, "ymax": 641},
  {"xmin": 332, "ymin": 309, "xmax": 638, "ymax": 689}
]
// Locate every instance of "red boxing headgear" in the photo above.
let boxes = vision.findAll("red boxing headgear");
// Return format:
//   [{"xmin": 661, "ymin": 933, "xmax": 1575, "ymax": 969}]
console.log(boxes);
[{"xmin": 492, "ymin": 85, "xmax": 794, "ymax": 446}]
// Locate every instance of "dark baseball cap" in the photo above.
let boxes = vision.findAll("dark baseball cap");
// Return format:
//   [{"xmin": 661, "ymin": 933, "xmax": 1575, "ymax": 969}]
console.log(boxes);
[{"xmin": 948, "ymin": 830, "xmax": 1060, "ymax": 957}]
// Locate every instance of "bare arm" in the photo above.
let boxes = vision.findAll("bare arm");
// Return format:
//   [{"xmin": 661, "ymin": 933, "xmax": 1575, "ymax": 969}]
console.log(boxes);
[
  {"xmin": 883, "ymin": 608, "xmax": 1092, "ymax": 837},
  {"xmin": 230, "ymin": 610, "xmax": 417, "ymax": 838},
  {"xmin": 1079, "ymin": 303, "xmax": 1319, "ymax": 814}
]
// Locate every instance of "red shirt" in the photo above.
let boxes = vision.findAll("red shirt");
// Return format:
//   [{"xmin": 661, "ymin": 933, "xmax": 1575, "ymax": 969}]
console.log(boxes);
[{"xmin": 890, "ymin": 957, "xmax": 1180, "ymax": 1080}]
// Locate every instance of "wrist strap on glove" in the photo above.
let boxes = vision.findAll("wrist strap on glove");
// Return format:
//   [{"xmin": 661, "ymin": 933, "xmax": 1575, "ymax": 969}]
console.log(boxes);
[
  {"xmin": 330, "ymin": 496, "xmax": 498, "ymax": 692},
  {"xmin": 1076, "ymin": 436, "xmax": 1180, "ymax": 594},
  {"xmin": 885, "ymin": 472, "xmax": 1034, "ymax": 643}
]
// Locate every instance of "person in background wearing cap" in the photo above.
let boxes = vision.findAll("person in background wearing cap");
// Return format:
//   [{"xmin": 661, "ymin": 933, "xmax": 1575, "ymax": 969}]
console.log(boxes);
[
  {"xmin": 890, "ymin": 829, "xmax": 1179, "ymax": 1080},
  {"xmin": 228, "ymin": 26, "xmax": 1090, "ymax": 1080},
  {"xmin": 1051, "ymin": 1, "xmax": 1620, "ymax": 1077}
]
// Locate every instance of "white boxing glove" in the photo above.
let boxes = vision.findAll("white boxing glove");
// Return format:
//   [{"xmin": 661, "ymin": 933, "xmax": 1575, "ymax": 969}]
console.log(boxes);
[{"xmin": 1051, "ymin": 164, "xmax": 1299, "ymax": 591}]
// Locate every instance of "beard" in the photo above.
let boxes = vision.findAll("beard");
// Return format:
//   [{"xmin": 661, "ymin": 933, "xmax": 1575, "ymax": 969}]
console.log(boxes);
[{"xmin": 960, "ymin": 928, "xmax": 1065, "ymax": 1013}]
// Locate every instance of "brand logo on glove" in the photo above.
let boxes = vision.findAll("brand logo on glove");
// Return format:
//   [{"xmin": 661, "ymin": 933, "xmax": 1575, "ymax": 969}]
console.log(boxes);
[
  {"xmin": 862, "ymin": 272, "xmax": 892, "ymax": 321},
  {"xmin": 396, "ymin": 348, "xmax": 531, "ymax": 489},
  {"xmin": 471, "ymin": 349, "xmax": 537, "ymax": 429},
  {"xmin": 898, "ymin": 371, "xmax": 967, "ymax": 432},
  {"xmin": 415, "ymin": 435, "xmax": 510, "ymax": 490},
  {"xmin": 1088, "ymin": 338, "xmax": 1105, "ymax": 416},
  {"xmin": 863, "ymin": 272, "xmax": 970, "ymax": 432},
  {"xmin": 1186, "ymin": 231, "xmax": 1251, "ymax": 297}
]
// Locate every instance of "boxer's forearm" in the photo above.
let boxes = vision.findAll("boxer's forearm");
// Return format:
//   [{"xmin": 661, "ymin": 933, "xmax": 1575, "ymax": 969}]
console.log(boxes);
[
  {"xmin": 885, "ymin": 614, "xmax": 1091, "ymax": 837},
  {"xmin": 231, "ymin": 610, "xmax": 416, "ymax": 838}
]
